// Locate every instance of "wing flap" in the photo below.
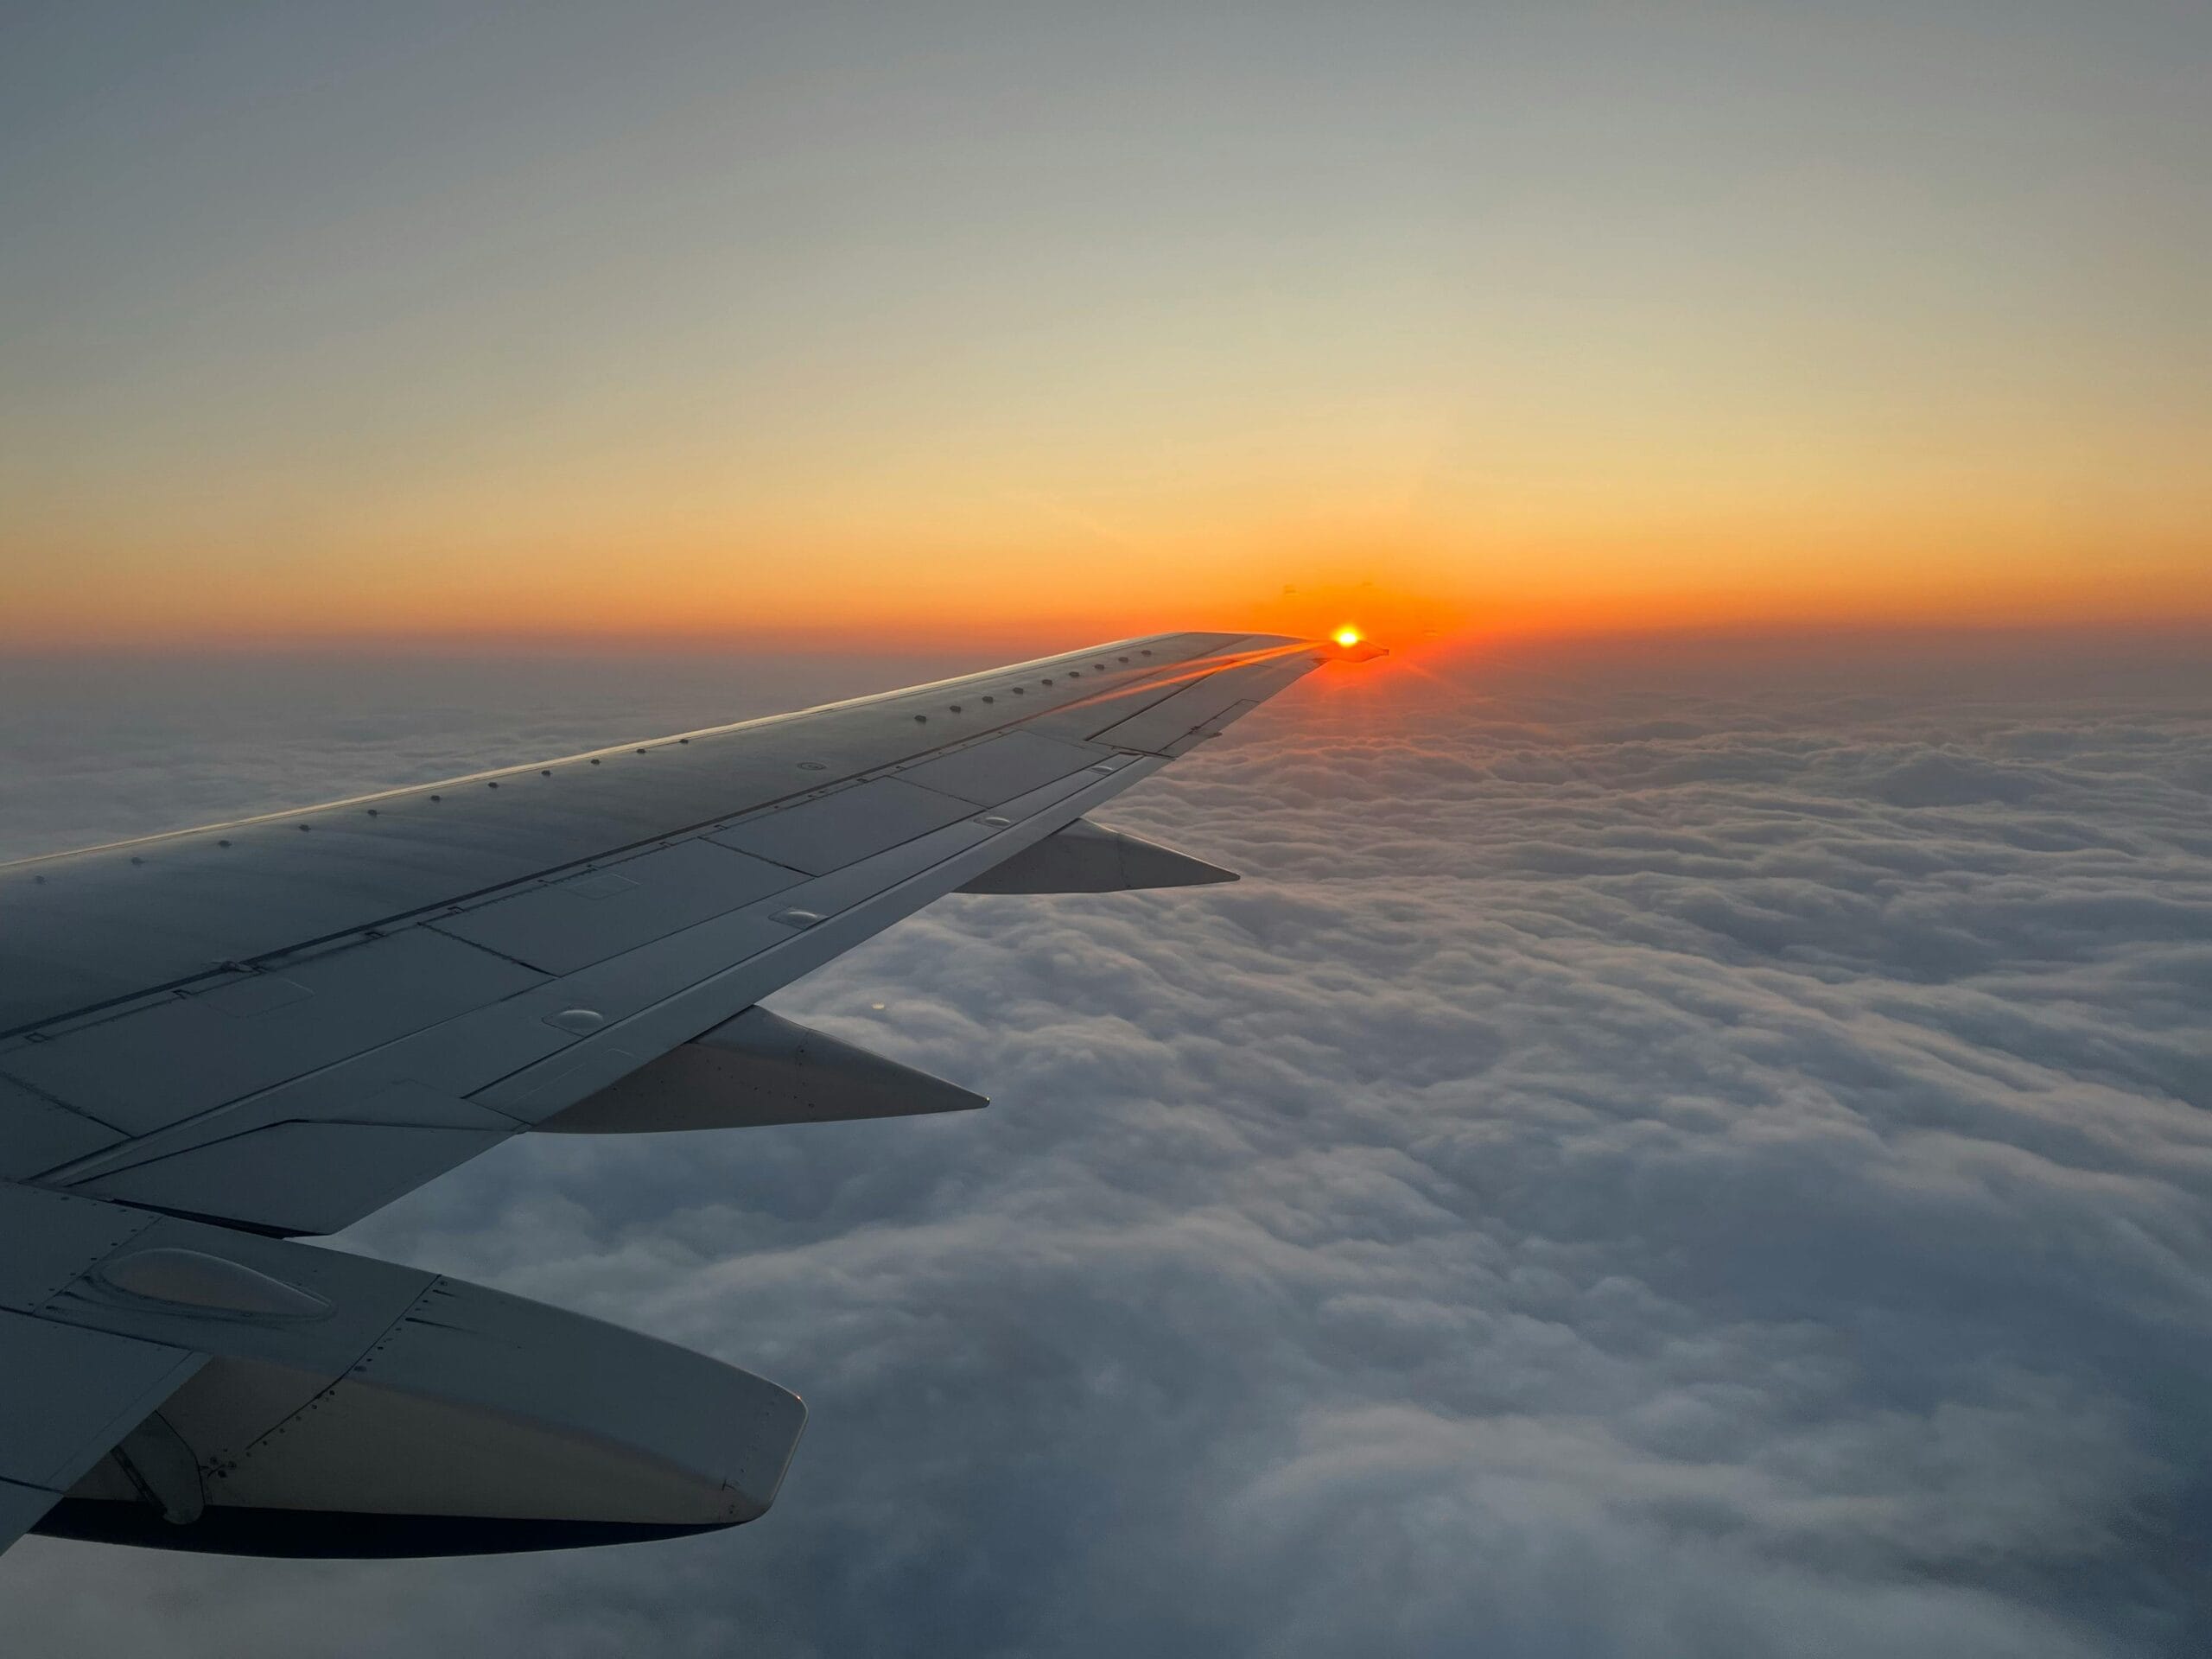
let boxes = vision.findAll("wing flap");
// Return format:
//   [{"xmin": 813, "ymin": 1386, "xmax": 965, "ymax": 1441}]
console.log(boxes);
[
  {"xmin": 0, "ymin": 1184, "xmax": 803, "ymax": 1559},
  {"xmin": 3, "ymin": 931, "xmax": 544, "ymax": 1135},
  {"xmin": 0, "ymin": 1307, "xmax": 206, "ymax": 1550},
  {"xmin": 77, "ymin": 1122, "xmax": 515, "ymax": 1237},
  {"xmin": 0, "ymin": 1076, "xmax": 123, "ymax": 1181}
]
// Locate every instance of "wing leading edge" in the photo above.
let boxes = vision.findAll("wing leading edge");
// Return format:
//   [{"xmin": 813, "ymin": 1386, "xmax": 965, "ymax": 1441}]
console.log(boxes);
[{"xmin": 0, "ymin": 630, "xmax": 1375, "ymax": 1558}]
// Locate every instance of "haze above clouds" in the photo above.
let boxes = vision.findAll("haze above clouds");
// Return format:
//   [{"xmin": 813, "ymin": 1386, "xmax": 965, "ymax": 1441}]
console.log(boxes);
[{"xmin": 2, "ymin": 635, "xmax": 2209, "ymax": 1656}]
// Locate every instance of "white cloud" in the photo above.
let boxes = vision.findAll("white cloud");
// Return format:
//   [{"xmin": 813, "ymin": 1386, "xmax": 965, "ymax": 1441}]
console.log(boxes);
[{"xmin": 3, "ymin": 637, "xmax": 2209, "ymax": 1656}]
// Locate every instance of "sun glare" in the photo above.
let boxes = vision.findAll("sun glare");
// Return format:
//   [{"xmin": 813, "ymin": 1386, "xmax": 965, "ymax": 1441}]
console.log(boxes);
[{"xmin": 1332, "ymin": 626, "xmax": 1364, "ymax": 647}]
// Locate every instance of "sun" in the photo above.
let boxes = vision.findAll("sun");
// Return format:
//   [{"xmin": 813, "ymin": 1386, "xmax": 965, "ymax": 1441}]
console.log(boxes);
[{"xmin": 1332, "ymin": 625, "xmax": 1364, "ymax": 648}]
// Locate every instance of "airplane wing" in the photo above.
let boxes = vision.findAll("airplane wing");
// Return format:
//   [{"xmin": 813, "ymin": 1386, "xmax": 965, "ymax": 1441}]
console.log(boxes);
[{"xmin": 0, "ymin": 630, "xmax": 1368, "ymax": 1558}]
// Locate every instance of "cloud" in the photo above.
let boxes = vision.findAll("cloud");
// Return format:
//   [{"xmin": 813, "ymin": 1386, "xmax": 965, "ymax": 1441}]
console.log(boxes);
[{"xmin": 3, "ymin": 637, "xmax": 2209, "ymax": 1657}]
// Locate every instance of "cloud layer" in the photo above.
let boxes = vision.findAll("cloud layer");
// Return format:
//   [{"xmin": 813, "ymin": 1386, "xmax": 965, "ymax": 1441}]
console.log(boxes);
[{"xmin": 3, "ymin": 636, "xmax": 2209, "ymax": 1657}]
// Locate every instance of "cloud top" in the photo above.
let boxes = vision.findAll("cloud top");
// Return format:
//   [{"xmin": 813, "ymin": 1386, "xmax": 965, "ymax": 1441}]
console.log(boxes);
[{"xmin": 3, "ymin": 638, "xmax": 2209, "ymax": 1656}]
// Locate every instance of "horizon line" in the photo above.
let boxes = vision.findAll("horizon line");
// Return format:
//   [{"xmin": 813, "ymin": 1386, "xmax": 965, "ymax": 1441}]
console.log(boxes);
[{"xmin": 7, "ymin": 613, "xmax": 2212, "ymax": 662}]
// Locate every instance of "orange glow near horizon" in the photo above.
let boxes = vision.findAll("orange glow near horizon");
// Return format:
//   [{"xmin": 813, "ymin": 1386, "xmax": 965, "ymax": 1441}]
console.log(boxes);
[
  {"xmin": 8, "ymin": 543, "xmax": 2210, "ymax": 657},
  {"xmin": 20, "ymin": 520, "xmax": 2212, "ymax": 655},
  {"xmin": 8, "ymin": 445, "xmax": 2209, "ymax": 656}
]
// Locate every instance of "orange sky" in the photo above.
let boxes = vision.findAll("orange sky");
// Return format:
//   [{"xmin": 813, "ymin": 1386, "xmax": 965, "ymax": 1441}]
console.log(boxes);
[
  {"xmin": 11, "ymin": 494, "xmax": 2204, "ymax": 655},
  {"xmin": 3, "ymin": 6, "xmax": 2207, "ymax": 654}
]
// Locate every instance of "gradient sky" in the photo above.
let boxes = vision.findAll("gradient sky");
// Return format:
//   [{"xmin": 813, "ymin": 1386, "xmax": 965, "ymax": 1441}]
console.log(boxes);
[{"xmin": 3, "ymin": 0, "xmax": 2208, "ymax": 649}]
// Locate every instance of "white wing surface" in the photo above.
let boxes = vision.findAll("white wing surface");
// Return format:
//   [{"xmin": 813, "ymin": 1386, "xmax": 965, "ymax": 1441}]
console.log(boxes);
[{"xmin": 0, "ymin": 632, "xmax": 1365, "ymax": 1558}]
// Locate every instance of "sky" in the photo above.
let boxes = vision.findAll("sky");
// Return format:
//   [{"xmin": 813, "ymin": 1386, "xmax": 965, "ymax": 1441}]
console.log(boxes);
[
  {"xmin": 4, "ymin": 5, "xmax": 2212, "ymax": 1654},
  {"xmin": 3, "ymin": 0, "xmax": 2209, "ymax": 650},
  {"xmin": 0, "ymin": 635, "xmax": 2209, "ymax": 1656}
]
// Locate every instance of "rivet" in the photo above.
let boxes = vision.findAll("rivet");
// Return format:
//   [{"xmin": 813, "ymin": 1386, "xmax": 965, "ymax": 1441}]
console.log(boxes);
[
  {"xmin": 297, "ymin": 823, "xmax": 311, "ymax": 832},
  {"xmin": 429, "ymin": 793, "xmax": 442, "ymax": 802},
  {"xmin": 982, "ymin": 696, "xmax": 995, "ymax": 704},
  {"xmin": 590, "ymin": 759, "xmax": 601, "ymax": 766},
  {"xmin": 365, "ymin": 809, "xmax": 378, "ymax": 817},
  {"xmin": 679, "ymin": 738, "xmax": 690, "ymax": 745},
  {"xmin": 1068, "ymin": 671, "xmax": 1080, "ymax": 678},
  {"xmin": 1119, "ymin": 655, "xmax": 1129, "ymax": 663},
  {"xmin": 487, "ymin": 781, "xmax": 499, "ymax": 789},
  {"xmin": 218, "ymin": 839, "xmax": 232, "ymax": 848},
  {"xmin": 541, "ymin": 769, "xmax": 551, "ymax": 777},
  {"xmin": 635, "ymin": 747, "xmax": 647, "ymax": 755},
  {"xmin": 1141, "ymin": 649, "xmax": 1152, "ymax": 655},
  {"xmin": 950, "ymin": 703, "xmax": 963, "ymax": 712},
  {"xmin": 1013, "ymin": 686, "xmax": 1026, "ymax": 695},
  {"xmin": 130, "ymin": 856, "xmax": 144, "ymax": 866},
  {"xmin": 914, "ymin": 714, "xmax": 927, "ymax": 723},
  {"xmin": 33, "ymin": 874, "xmax": 45, "ymax": 884},
  {"xmin": 1043, "ymin": 677, "xmax": 1054, "ymax": 685}
]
